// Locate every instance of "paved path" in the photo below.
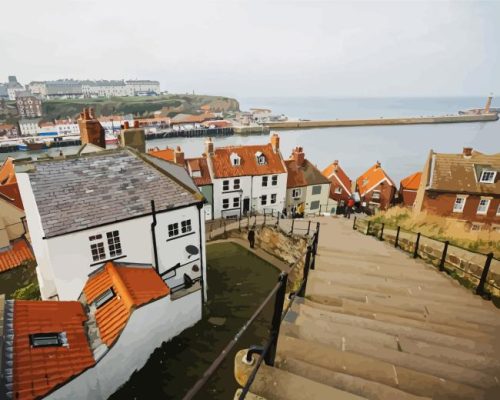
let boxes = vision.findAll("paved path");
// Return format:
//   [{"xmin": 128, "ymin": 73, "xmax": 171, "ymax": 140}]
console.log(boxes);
[{"xmin": 237, "ymin": 216, "xmax": 500, "ymax": 400}]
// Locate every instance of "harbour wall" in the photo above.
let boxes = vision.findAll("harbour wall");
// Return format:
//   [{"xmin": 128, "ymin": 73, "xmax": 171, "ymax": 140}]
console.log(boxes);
[{"xmin": 264, "ymin": 113, "xmax": 499, "ymax": 130}]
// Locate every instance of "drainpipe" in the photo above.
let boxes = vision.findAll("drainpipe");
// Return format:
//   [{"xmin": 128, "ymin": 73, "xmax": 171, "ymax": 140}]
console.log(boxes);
[
  {"xmin": 150, "ymin": 200, "xmax": 159, "ymax": 274},
  {"xmin": 197, "ymin": 201, "xmax": 206, "ymax": 304}
]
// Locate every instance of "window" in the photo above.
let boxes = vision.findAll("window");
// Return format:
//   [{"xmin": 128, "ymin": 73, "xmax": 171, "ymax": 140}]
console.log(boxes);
[
  {"xmin": 453, "ymin": 196, "xmax": 466, "ymax": 213},
  {"xmin": 30, "ymin": 332, "xmax": 67, "ymax": 348},
  {"xmin": 471, "ymin": 223, "xmax": 483, "ymax": 232},
  {"xmin": 310, "ymin": 200, "xmax": 320, "ymax": 210},
  {"xmin": 234, "ymin": 179, "xmax": 240, "ymax": 190},
  {"xmin": 94, "ymin": 288, "xmax": 115, "ymax": 308},
  {"xmin": 223, "ymin": 180, "xmax": 230, "ymax": 191},
  {"xmin": 257, "ymin": 156, "xmax": 266, "ymax": 165},
  {"xmin": 106, "ymin": 231, "xmax": 122, "ymax": 257},
  {"xmin": 292, "ymin": 188, "xmax": 301, "ymax": 199},
  {"xmin": 477, "ymin": 199, "xmax": 490, "ymax": 215},
  {"xmin": 262, "ymin": 176, "xmax": 268, "ymax": 187},
  {"xmin": 261, "ymin": 195, "xmax": 267, "ymax": 205},
  {"xmin": 223, "ymin": 198, "xmax": 229, "ymax": 209},
  {"xmin": 230, "ymin": 153, "xmax": 241, "ymax": 166},
  {"xmin": 168, "ymin": 223, "xmax": 179, "ymax": 237},
  {"xmin": 312, "ymin": 185, "xmax": 322, "ymax": 195},
  {"xmin": 271, "ymin": 175, "xmax": 278, "ymax": 186},
  {"xmin": 372, "ymin": 191, "xmax": 381, "ymax": 200},
  {"xmin": 271, "ymin": 194, "xmax": 277, "ymax": 204},
  {"xmin": 233, "ymin": 197, "xmax": 240, "ymax": 208},
  {"xmin": 181, "ymin": 219, "xmax": 192, "ymax": 233},
  {"xmin": 335, "ymin": 187, "xmax": 343, "ymax": 194},
  {"xmin": 89, "ymin": 234, "xmax": 106, "ymax": 262},
  {"xmin": 479, "ymin": 170, "xmax": 496, "ymax": 183}
]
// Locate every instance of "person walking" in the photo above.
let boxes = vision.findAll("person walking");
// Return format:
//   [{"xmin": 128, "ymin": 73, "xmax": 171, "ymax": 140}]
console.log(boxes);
[
  {"xmin": 345, "ymin": 197, "xmax": 355, "ymax": 219},
  {"xmin": 247, "ymin": 228, "xmax": 256, "ymax": 249}
]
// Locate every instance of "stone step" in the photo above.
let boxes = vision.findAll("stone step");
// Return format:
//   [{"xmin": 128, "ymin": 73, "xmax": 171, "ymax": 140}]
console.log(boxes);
[
  {"xmin": 293, "ymin": 303, "xmax": 496, "ymax": 356},
  {"xmin": 233, "ymin": 389, "xmax": 267, "ymax": 400},
  {"xmin": 281, "ymin": 320, "xmax": 499, "ymax": 388},
  {"xmin": 276, "ymin": 335, "xmax": 486, "ymax": 400},
  {"xmin": 275, "ymin": 356, "xmax": 431, "ymax": 400}
]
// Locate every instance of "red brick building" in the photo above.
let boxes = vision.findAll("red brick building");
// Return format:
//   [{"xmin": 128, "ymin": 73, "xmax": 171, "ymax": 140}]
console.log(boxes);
[
  {"xmin": 399, "ymin": 171, "xmax": 422, "ymax": 208},
  {"xmin": 414, "ymin": 148, "xmax": 499, "ymax": 230},
  {"xmin": 322, "ymin": 160, "xmax": 352, "ymax": 206},
  {"xmin": 356, "ymin": 162, "xmax": 396, "ymax": 211}
]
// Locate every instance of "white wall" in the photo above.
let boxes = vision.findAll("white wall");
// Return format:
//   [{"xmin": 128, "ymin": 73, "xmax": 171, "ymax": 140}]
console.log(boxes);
[
  {"xmin": 251, "ymin": 172, "xmax": 287, "ymax": 215},
  {"xmin": 46, "ymin": 291, "xmax": 201, "ymax": 400},
  {"xmin": 212, "ymin": 176, "xmax": 251, "ymax": 219},
  {"xmin": 304, "ymin": 183, "xmax": 330, "ymax": 214}
]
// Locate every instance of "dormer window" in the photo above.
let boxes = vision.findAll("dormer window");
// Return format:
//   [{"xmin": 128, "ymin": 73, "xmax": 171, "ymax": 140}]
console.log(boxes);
[
  {"xmin": 30, "ymin": 332, "xmax": 67, "ymax": 348},
  {"xmin": 255, "ymin": 151, "xmax": 266, "ymax": 165},
  {"xmin": 479, "ymin": 170, "xmax": 496, "ymax": 183},
  {"xmin": 230, "ymin": 152, "xmax": 241, "ymax": 166},
  {"xmin": 95, "ymin": 288, "xmax": 116, "ymax": 308}
]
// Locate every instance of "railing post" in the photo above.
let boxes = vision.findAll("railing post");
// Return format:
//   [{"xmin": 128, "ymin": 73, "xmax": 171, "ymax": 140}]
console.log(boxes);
[
  {"xmin": 379, "ymin": 223, "xmax": 385, "ymax": 241},
  {"xmin": 264, "ymin": 212, "xmax": 266, "ymax": 226},
  {"xmin": 394, "ymin": 226, "xmax": 400, "ymax": 248},
  {"xmin": 298, "ymin": 245, "xmax": 312, "ymax": 298},
  {"xmin": 353, "ymin": 216, "xmax": 357, "ymax": 230},
  {"xmin": 290, "ymin": 219, "xmax": 295, "ymax": 235},
  {"xmin": 366, "ymin": 221, "xmax": 371, "ymax": 235},
  {"xmin": 275, "ymin": 211, "xmax": 280, "ymax": 228},
  {"xmin": 238, "ymin": 216, "xmax": 241, "ymax": 232},
  {"xmin": 439, "ymin": 241, "xmax": 449, "ymax": 272},
  {"xmin": 307, "ymin": 220, "xmax": 311, "ymax": 236},
  {"xmin": 413, "ymin": 232, "xmax": 421, "ymax": 258},
  {"xmin": 265, "ymin": 272, "xmax": 288, "ymax": 366},
  {"xmin": 311, "ymin": 229, "xmax": 319, "ymax": 270},
  {"xmin": 476, "ymin": 252, "xmax": 494, "ymax": 296}
]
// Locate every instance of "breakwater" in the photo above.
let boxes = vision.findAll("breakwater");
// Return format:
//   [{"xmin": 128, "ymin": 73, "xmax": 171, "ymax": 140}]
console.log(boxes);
[{"xmin": 264, "ymin": 113, "xmax": 499, "ymax": 130}]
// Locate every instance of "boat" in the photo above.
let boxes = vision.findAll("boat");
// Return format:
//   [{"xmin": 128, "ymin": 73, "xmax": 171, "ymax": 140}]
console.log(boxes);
[{"xmin": 19, "ymin": 139, "xmax": 47, "ymax": 151}]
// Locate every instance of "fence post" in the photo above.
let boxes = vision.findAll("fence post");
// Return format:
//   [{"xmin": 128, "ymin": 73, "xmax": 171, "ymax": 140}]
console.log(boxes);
[
  {"xmin": 311, "ymin": 229, "xmax": 319, "ymax": 270},
  {"xmin": 265, "ymin": 272, "xmax": 288, "ymax": 366},
  {"xmin": 439, "ymin": 241, "xmax": 449, "ymax": 272},
  {"xmin": 298, "ymin": 246, "xmax": 312, "ymax": 298},
  {"xmin": 413, "ymin": 232, "xmax": 421, "ymax": 258},
  {"xmin": 367, "ymin": 221, "xmax": 371, "ymax": 235},
  {"xmin": 238, "ymin": 216, "xmax": 241, "ymax": 232},
  {"xmin": 290, "ymin": 219, "xmax": 295, "ymax": 235},
  {"xmin": 223, "ymin": 219, "xmax": 226, "ymax": 234},
  {"xmin": 264, "ymin": 212, "xmax": 266, "ymax": 226},
  {"xmin": 476, "ymin": 252, "xmax": 494, "ymax": 296},
  {"xmin": 353, "ymin": 216, "xmax": 357, "ymax": 230},
  {"xmin": 275, "ymin": 211, "xmax": 280, "ymax": 228},
  {"xmin": 307, "ymin": 221, "xmax": 311, "ymax": 236},
  {"xmin": 379, "ymin": 223, "xmax": 385, "ymax": 241},
  {"xmin": 394, "ymin": 226, "xmax": 400, "ymax": 248}
]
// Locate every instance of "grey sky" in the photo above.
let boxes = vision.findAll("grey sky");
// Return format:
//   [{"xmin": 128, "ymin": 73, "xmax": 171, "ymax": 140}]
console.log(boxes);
[{"xmin": 1, "ymin": 0, "xmax": 499, "ymax": 97}]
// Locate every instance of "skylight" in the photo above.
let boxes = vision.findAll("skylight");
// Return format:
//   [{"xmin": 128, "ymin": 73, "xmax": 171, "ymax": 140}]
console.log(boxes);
[
  {"xmin": 30, "ymin": 332, "xmax": 68, "ymax": 348},
  {"xmin": 94, "ymin": 288, "xmax": 116, "ymax": 308}
]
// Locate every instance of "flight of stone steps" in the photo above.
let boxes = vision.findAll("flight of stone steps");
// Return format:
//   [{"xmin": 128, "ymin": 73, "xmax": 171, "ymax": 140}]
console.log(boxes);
[{"xmin": 235, "ymin": 217, "xmax": 500, "ymax": 400}]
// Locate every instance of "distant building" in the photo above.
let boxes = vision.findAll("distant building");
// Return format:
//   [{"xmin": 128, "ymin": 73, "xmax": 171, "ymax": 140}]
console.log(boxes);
[
  {"xmin": 0, "ymin": 83, "xmax": 8, "ymax": 99},
  {"xmin": 322, "ymin": 160, "xmax": 353, "ymax": 207},
  {"xmin": 82, "ymin": 80, "xmax": 130, "ymax": 98},
  {"xmin": 45, "ymin": 80, "xmax": 83, "ymax": 99},
  {"xmin": 18, "ymin": 118, "xmax": 41, "ymax": 136},
  {"xmin": 356, "ymin": 162, "xmax": 396, "ymax": 211},
  {"xmin": 125, "ymin": 80, "xmax": 160, "ymax": 96},
  {"xmin": 6, "ymin": 76, "xmax": 24, "ymax": 100},
  {"xmin": 27, "ymin": 81, "xmax": 46, "ymax": 96},
  {"xmin": 413, "ymin": 148, "xmax": 499, "ymax": 230},
  {"xmin": 0, "ymin": 124, "xmax": 18, "ymax": 136},
  {"xmin": 399, "ymin": 171, "xmax": 422, "ymax": 208},
  {"xmin": 16, "ymin": 94, "xmax": 42, "ymax": 118}
]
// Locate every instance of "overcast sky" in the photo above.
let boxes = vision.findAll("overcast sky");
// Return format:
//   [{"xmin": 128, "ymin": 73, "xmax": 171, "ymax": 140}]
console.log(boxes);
[{"xmin": 1, "ymin": 0, "xmax": 499, "ymax": 97}]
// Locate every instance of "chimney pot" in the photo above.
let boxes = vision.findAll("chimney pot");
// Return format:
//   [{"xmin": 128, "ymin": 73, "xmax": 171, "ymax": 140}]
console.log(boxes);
[
  {"xmin": 292, "ymin": 146, "xmax": 305, "ymax": 167},
  {"xmin": 205, "ymin": 137, "xmax": 214, "ymax": 156},
  {"xmin": 270, "ymin": 133, "xmax": 280, "ymax": 153},
  {"xmin": 463, "ymin": 147, "xmax": 473, "ymax": 157},
  {"xmin": 124, "ymin": 121, "xmax": 130, "ymax": 129},
  {"xmin": 174, "ymin": 146, "xmax": 185, "ymax": 165},
  {"xmin": 78, "ymin": 107, "xmax": 105, "ymax": 149},
  {"xmin": 133, "ymin": 120, "xmax": 139, "ymax": 128}
]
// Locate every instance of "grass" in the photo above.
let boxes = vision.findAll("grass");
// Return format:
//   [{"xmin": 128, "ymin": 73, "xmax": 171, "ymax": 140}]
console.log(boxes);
[{"xmin": 0, "ymin": 260, "xmax": 40, "ymax": 300}]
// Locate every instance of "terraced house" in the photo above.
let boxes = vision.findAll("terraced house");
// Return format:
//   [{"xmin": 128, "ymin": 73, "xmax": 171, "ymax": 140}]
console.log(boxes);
[
  {"xmin": 356, "ymin": 161, "xmax": 396, "ymax": 211},
  {"xmin": 414, "ymin": 147, "xmax": 500, "ymax": 231}
]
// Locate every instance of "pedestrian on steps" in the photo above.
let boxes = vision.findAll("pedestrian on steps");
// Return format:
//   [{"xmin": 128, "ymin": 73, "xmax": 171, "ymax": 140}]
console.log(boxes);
[
  {"xmin": 248, "ymin": 228, "xmax": 255, "ymax": 249},
  {"xmin": 345, "ymin": 197, "xmax": 355, "ymax": 219}
]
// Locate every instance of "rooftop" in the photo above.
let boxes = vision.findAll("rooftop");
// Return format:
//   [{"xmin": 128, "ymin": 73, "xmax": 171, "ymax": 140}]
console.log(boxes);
[
  {"xmin": 322, "ymin": 161, "xmax": 352, "ymax": 195},
  {"xmin": 0, "ymin": 239, "xmax": 34, "ymax": 273},
  {"xmin": 185, "ymin": 157, "xmax": 212, "ymax": 186},
  {"xmin": 356, "ymin": 162, "xmax": 395, "ymax": 196},
  {"xmin": 16, "ymin": 148, "xmax": 202, "ymax": 238},
  {"xmin": 285, "ymin": 158, "xmax": 330, "ymax": 189},
  {"xmin": 0, "ymin": 158, "xmax": 23, "ymax": 210},
  {"xmin": 400, "ymin": 171, "xmax": 422, "ymax": 191}
]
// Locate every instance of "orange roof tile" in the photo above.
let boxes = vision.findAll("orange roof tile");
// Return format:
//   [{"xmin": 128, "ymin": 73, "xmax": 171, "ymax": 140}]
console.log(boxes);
[
  {"xmin": 356, "ymin": 163, "xmax": 395, "ymax": 196},
  {"xmin": 12, "ymin": 300, "xmax": 95, "ymax": 400},
  {"xmin": 148, "ymin": 147, "xmax": 175, "ymax": 163},
  {"xmin": 185, "ymin": 157, "xmax": 212, "ymax": 186},
  {"xmin": 400, "ymin": 171, "xmax": 422, "ymax": 191},
  {"xmin": 322, "ymin": 161, "xmax": 352, "ymax": 195},
  {"xmin": 210, "ymin": 143, "xmax": 286, "ymax": 178},
  {"xmin": 83, "ymin": 262, "xmax": 169, "ymax": 346},
  {"xmin": 0, "ymin": 158, "xmax": 17, "ymax": 185},
  {"xmin": 0, "ymin": 239, "xmax": 34, "ymax": 273}
]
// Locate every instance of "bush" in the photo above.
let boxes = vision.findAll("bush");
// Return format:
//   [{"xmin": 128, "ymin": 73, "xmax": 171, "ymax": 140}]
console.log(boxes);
[{"xmin": 12, "ymin": 282, "xmax": 41, "ymax": 300}]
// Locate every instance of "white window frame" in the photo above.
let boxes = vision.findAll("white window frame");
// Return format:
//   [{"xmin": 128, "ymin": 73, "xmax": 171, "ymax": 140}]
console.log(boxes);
[
  {"xmin": 222, "ymin": 198, "xmax": 229, "ymax": 209},
  {"xmin": 292, "ymin": 188, "xmax": 301, "ymax": 199},
  {"xmin": 262, "ymin": 176, "xmax": 268, "ymax": 187},
  {"xmin": 257, "ymin": 155, "xmax": 266, "ymax": 165},
  {"xmin": 371, "ymin": 190, "xmax": 381, "ymax": 200},
  {"xmin": 476, "ymin": 198, "xmax": 490, "ymax": 215},
  {"xmin": 334, "ymin": 186, "xmax": 342, "ymax": 194},
  {"xmin": 312, "ymin": 185, "xmax": 322, "ymax": 196},
  {"xmin": 479, "ymin": 170, "xmax": 496, "ymax": 184},
  {"xmin": 233, "ymin": 197, "xmax": 240, "ymax": 208},
  {"xmin": 271, "ymin": 175, "xmax": 278, "ymax": 186},
  {"xmin": 89, "ymin": 234, "xmax": 106, "ymax": 262},
  {"xmin": 106, "ymin": 231, "xmax": 122, "ymax": 258},
  {"xmin": 271, "ymin": 193, "xmax": 277, "ymax": 204},
  {"xmin": 222, "ymin": 180, "xmax": 230, "ymax": 191},
  {"xmin": 453, "ymin": 195, "xmax": 466, "ymax": 213},
  {"xmin": 261, "ymin": 195, "xmax": 267, "ymax": 206},
  {"xmin": 233, "ymin": 179, "xmax": 240, "ymax": 190}
]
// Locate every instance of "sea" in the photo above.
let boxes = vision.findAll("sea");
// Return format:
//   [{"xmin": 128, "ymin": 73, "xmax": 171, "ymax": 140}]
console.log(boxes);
[{"xmin": 3, "ymin": 96, "xmax": 499, "ymax": 183}]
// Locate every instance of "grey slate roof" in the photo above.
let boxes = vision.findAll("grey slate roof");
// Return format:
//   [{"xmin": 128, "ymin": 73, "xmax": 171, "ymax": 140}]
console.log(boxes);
[{"xmin": 24, "ymin": 149, "xmax": 201, "ymax": 238}]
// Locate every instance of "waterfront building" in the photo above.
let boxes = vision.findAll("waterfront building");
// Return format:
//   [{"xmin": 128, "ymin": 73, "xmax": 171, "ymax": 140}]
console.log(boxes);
[
  {"xmin": 125, "ymin": 80, "xmax": 160, "ymax": 96},
  {"xmin": 399, "ymin": 171, "xmax": 422, "ymax": 208},
  {"xmin": 45, "ymin": 80, "xmax": 84, "ymax": 99},
  {"xmin": 413, "ymin": 147, "xmax": 500, "ymax": 231},
  {"xmin": 6, "ymin": 76, "xmax": 25, "ymax": 101},
  {"xmin": 16, "ymin": 93, "xmax": 43, "ymax": 118},
  {"xmin": 205, "ymin": 133, "xmax": 288, "ymax": 219},
  {"xmin": 18, "ymin": 118, "xmax": 41, "ymax": 136},
  {"xmin": 82, "ymin": 80, "xmax": 130, "ymax": 98},
  {"xmin": 356, "ymin": 161, "xmax": 396, "ymax": 211},
  {"xmin": 27, "ymin": 81, "xmax": 46, "ymax": 96},
  {"xmin": 322, "ymin": 160, "xmax": 353, "ymax": 208},
  {"xmin": 285, "ymin": 147, "xmax": 333, "ymax": 216},
  {"xmin": 0, "ymin": 124, "xmax": 18, "ymax": 136}
]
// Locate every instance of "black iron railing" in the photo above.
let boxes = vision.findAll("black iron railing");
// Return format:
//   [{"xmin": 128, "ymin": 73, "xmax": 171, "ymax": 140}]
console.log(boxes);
[{"xmin": 182, "ymin": 222, "xmax": 320, "ymax": 400}]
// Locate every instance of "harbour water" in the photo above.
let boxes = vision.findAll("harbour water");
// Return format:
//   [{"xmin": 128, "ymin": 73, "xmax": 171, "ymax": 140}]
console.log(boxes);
[{"xmin": 2, "ymin": 97, "xmax": 499, "ymax": 183}]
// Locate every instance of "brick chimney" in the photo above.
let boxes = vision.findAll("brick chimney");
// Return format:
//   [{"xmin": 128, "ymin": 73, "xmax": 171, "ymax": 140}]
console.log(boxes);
[
  {"xmin": 174, "ymin": 146, "xmax": 185, "ymax": 165},
  {"xmin": 119, "ymin": 122, "xmax": 145, "ymax": 153},
  {"xmin": 292, "ymin": 146, "xmax": 305, "ymax": 167},
  {"xmin": 270, "ymin": 133, "xmax": 280, "ymax": 153},
  {"xmin": 375, "ymin": 161, "xmax": 381, "ymax": 169},
  {"xmin": 78, "ymin": 107, "xmax": 105, "ymax": 149},
  {"xmin": 333, "ymin": 160, "xmax": 339, "ymax": 171},
  {"xmin": 463, "ymin": 147, "xmax": 473, "ymax": 158},
  {"xmin": 205, "ymin": 137, "xmax": 214, "ymax": 157}
]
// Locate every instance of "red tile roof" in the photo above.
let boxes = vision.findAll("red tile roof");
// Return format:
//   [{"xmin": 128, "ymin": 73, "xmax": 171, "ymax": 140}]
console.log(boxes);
[
  {"xmin": 185, "ymin": 157, "xmax": 212, "ymax": 186},
  {"xmin": 285, "ymin": 158, "xmax": 330, "ymax": 189},
  {"xmin": 148, "ymin": 147, "xmax": 175, "ymax": 163},
  {"xmin": 0, "ymin": 158, "xmax": 17, "ymax": 185},
  {"xmin": 356, "ymin": 163, "xmax": 395, "ymax": 196},
  {"xmin": 0, "ymin": 158, "xmax": 24, "ymax": 209},
  {"xmin": 400, "ymin": 171, "xmax": 422, "ymax": 191},
  {"xmin": 322, "ymin": 161, "xmax": 352, "ymax": 195},
  {"xmin": 12, "ymin": 300, "xmax": 95, "ymax": 400},
  {"xmin": 0, "ymin": 239, "xmax": 34, "ymax": 273},
  {"xmin": 210, "ymin": 143, "xmax": 286, "ymax": 178},
  {"xmin": 83, "ymin": 262, "xmax": 169, "ymax": 346}
]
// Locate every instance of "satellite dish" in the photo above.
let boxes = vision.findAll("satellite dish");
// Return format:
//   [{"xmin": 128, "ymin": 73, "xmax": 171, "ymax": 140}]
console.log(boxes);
[{"xmin": 186, "ymin": 245, "xmax": 199, "ymax": 257}]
